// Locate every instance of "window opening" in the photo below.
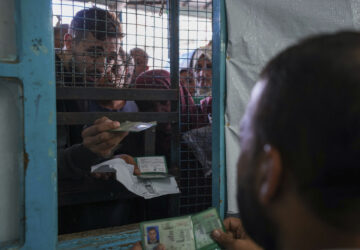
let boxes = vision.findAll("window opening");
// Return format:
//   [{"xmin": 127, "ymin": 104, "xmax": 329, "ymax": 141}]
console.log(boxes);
[{"xmin": 53, "ymin": 0, "xmax": 213, "ymax": 235}]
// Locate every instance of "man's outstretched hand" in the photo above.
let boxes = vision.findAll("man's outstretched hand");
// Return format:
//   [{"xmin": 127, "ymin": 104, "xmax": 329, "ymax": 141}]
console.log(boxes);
[
  {"xmin": 211, "ymin": 217, "xmax": 263, "ymax": 250},
  {"xmin": 82, "ymin": 116, "xmax": 128, "ymax": 158}
]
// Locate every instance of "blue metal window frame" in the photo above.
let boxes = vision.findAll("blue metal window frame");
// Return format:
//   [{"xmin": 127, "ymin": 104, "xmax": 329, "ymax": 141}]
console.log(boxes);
[
  {"xmin": 0, "ymin": 0, "xmax": 57, "ymax": 248},
  {"xmin": 212, "ymin": 0, "xmax": 227, "ymax": 219},
  {"xmin": 0, "ymin": 0, "xmax": 226, "ymax": 247}
]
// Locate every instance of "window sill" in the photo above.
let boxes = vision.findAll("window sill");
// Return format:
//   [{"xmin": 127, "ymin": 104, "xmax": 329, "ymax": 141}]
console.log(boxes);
[{"xmin": 57, "ymin": 223, "xmax": 140, "ymax": 249}]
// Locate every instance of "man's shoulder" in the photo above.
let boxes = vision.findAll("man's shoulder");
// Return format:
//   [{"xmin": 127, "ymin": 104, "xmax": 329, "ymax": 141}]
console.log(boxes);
[{"xmin": 123, "ymin": 101, "xmax": 139, "ymax": 112}]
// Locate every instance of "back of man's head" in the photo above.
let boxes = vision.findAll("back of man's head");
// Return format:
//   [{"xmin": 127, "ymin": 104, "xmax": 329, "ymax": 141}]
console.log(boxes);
[
  {"xmin": 69, "ymin": 7, "xmax": 122, "ymax": 42},
  {"xmin": 255, "ymin": 31, "xmax": 360, "ymax": 232}
]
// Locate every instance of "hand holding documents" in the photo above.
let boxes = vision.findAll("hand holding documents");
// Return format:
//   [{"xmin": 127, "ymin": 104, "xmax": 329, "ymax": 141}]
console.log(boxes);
[
  {"xmin": 140, "ymin": 208, "xmax": 224, "ymax": 250},
  {"xmin": 91, "ymin": 157, "xmax": 179, "ymax": 199},
  {"xmin": 110, "ymin": 121, "xmax": 157, "ymax": 132}
]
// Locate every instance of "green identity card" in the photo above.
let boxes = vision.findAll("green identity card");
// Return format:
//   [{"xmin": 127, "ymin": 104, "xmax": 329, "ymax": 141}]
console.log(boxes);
[
  {"xmin": 135, "ymin": 156, "xmax": 168, "ymax": 179},
  {"xmin": 140, "ymin": 207, "xmax": 224, "ymax": 250},
  {"xmin": 110, "ymin": 121, "xmax": 157, "ymax": 132}
]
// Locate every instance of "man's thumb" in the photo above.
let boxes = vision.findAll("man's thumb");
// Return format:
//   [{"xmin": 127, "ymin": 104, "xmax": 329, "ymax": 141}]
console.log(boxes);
[{"xmin": 211, "ymin": 229, "xmax": 235, "ymax": 249}]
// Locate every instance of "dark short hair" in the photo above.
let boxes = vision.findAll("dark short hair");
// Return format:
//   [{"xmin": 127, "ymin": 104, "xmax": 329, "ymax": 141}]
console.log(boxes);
[
  {"xmin": 254, "ymin": 31, "xmax": 360, "ymax": 231},
  {"xmin": 69, "ymin": 7, "xmax": 123, "ymax": 42},
  {"xmin": 147, "ymin": 227, "xmax": 157, "ymax": 233}
]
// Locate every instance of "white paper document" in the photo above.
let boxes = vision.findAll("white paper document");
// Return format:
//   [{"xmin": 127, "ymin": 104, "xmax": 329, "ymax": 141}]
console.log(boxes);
[{"xmin": 91, "ymin": 158, "xmax": 180, "ymax": 199}]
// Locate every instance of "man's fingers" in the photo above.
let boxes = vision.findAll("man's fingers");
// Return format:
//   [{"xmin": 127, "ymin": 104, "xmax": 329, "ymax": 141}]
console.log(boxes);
[
  {"xmin": 223, "ymin": 217, "xmax": 243, "ymax": 232},
  {"xmin": 155, "ymin": 243, "xmax": 166, "ymax": 250},
  {"xmin": 95, "ymin": 137, "xmax": 121, "ymax": 150},
  {"xmin": 94, "ymin": 116, "xmax": 110, "ymax": 125},
  {"xmin": 89, "ymin": 135, "xmax": 126, "ymax": 158},
  {"xmin": 84, "ymin": 131, "xmax": 128, "ymax": 147},
  {"xmin": 82, "ymin": 120, "xmax": 120, "ymax": 138},
  {"xmin": 83, "ymin": 132, "xmax": 112, "ymax": 146},
  {"xmin": 211, "ymin": 229, "xmax": 236, "ymax": 249},
  {"xmin": 223, "ymin": 217, "xmax": 247, "ymax": 239},
  {"xmin": 84, "ymin": 131, "xmax": 128, "ymax": 158},
  {"xmin": 212, "ymin": 228, "xmax": 264, "ymax": 250},
  {"xmin": 130, "ymin": 242, "xmax": 142, "ymax": 250}
]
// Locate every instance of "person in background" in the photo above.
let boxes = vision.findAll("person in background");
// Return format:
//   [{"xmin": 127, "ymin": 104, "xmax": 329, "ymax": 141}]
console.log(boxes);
[
  {"xmin": 211, "ymin": 32, "xmax": 360, "ymax": 250},
  {"xmin": 134, "ymin": 69, "xmax": 197, "ymax": 163},
  {"xmin": 180, "ymin": 68, "xmax": 196, "ymax": 96},
  {"xmin": 119, "ymin": 48, "xmax": 136, "ymax": 87},
  {"xmin": 81, "ymin": 48, "xmax": 138, "ymax": 115},
  {"xmin": 192, "ymin": 43, "xmax": 212, "ymax": 100},
  {"xmin": 130, "ymin": 47, "xmax": 150, "ymax": 85}
]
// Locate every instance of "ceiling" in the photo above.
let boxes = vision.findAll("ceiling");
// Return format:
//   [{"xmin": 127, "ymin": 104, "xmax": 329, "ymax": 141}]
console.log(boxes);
[{"xmin": 86, "ymin": 0, "xmax": 212, "ymax": 12}]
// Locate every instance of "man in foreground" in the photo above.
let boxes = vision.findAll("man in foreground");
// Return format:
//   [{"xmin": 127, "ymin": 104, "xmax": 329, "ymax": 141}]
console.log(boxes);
[{"xmin": 212, "ymin": 31, "xmax": 360, "ymax": 249}]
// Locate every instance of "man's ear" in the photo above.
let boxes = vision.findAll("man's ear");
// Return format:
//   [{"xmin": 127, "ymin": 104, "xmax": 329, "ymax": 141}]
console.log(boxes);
[
  {"xmin": 257, "ymin": 145, "xmax": 283, "ymax": 205},
  {"xmin": 64, "ymin": 33, "xmax": 73, "ymax": 50}
]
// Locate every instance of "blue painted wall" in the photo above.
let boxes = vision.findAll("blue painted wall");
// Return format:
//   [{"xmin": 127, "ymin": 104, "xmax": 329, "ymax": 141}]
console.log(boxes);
[{"xmin": 0, "ymin": 0, "xmax": 57, "ymax": 248}]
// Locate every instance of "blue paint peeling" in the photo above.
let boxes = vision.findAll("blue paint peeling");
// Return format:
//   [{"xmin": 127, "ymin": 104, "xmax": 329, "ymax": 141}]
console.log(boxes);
[{"xmin": 31, "ymin": 38, "xmax": 49, "ymax": 56}]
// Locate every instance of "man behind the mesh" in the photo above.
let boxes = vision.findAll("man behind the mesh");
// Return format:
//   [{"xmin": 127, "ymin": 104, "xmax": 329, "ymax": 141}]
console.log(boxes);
[
  {"xmin": 57, "ymin": 7, "xmax": 131, "ymax": 180},
  {"xmin": 210, "ymin": 31, "xmax": 360, "ymax": 250},
  {"xmin": 56, "ymin": 8, "xmax": 143, "ymax": 233}
]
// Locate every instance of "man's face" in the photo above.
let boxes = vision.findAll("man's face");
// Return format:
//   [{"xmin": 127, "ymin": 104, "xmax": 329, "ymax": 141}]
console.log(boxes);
[
  {"xmin": 194, "ymin": 55, "xmax": 212, "ymax": 96},
  {"xmin": 71, "ymin": 32, "xmax": 119, "ymax": 84},
  {"xmin": 237, "ymin": 81, "xmax": 278, "ymax": 250},
  {"xmin": 148, "ymin": 229, "xmax": 157, "ymax": 242}
]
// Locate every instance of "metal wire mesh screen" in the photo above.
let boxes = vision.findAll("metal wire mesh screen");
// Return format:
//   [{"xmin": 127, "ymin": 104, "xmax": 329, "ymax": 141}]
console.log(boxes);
[
  {"xmin": 53, "ymin": 0, "xmax": 213, "ymax": 224},
  {"xmin": 53, "ymin": 0, "xmax": 171, "ymax": 88},
  {"xmin": 178, "ymin": 1, "xmax": 213, "ymax": 215}
]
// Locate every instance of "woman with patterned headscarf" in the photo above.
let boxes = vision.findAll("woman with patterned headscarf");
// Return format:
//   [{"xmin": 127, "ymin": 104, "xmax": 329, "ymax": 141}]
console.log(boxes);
[{"xmin": 192, "ymin": 43, "xmax": 212, "ymax": 98}]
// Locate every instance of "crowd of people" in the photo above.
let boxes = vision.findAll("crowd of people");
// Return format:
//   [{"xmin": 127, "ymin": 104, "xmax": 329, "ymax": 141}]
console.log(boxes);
[
  {"xmin": 56, "ymin": 7, "xmax": 213, "ymax": 233},
  {"xmin": 56, "ymin": 7, "xmax": 212, "ymax": 176}
]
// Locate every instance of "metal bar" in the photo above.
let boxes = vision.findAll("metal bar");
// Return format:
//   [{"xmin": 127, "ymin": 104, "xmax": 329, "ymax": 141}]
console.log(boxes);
[
  {"xmin": 168, "ymin": 0, "xmax": 180, "ymax": 216},
  {"xmin": 57, "ymin": 112, "xmax": 179, "ymax": 125},
  {"xmin": 169, "ymin": 0, "xmax": 179, "ymax": 90},
  {"xmin": 56, "ymin": 87, "xmax": 178, "ymax": 100},
  {"xmin": 144, "ymin": 127, "xmax": 156, "ymax": 155},
  {"xmin": 0, "ymin": 64, "xmax": 19, "ymax": 78},
  {"xmin": 18, "ymin": 0, "xmax": 57, "ymax": 248},
  {"xmin": 127, "ymin": 0, "xmax": 163, "ymax": 5},
  {"xmin": 212, "ymin": 0, "xmax": 227, "ymax": 220}
]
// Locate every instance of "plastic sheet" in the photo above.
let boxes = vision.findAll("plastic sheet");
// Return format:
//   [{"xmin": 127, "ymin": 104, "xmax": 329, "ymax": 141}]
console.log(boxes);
[
  {"xmin": 183, "ymin": 125, "xmax": 212, "ymax": 177},
  {"xmin": 225, "ymin": 0, "xmax": 360, "ymax": 214}
]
